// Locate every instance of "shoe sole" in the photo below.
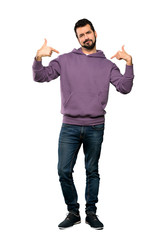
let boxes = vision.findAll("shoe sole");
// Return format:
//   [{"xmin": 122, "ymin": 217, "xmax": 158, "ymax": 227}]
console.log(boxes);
[
  {"xmin": 85, "ymin": 220, "xmax": 103, "ymax": 230},
  {"xmin": 59, "ymin": 221, "xmax": 81, "ymax": 230}
]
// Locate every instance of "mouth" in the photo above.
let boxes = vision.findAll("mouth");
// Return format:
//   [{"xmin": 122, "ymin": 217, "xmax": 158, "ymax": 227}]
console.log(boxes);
[{"xmin": 85, "ymin": 40, "xmax": 91, "ymax": 44}]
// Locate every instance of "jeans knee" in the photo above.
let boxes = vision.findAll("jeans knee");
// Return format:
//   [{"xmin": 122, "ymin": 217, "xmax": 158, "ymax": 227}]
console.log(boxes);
[
  {"xmin": 58, "ymin": 166, "xmax": 72, "ymax": 181},
  {"xmin": 86, "ymin": 169, "xmax": 100, "ymax": 180}
]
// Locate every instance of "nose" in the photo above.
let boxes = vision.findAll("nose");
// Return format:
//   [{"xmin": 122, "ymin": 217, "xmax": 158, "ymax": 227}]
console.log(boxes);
[
  {"xmin": 80, "ymin": 31, "xmax": 89, "ymax": 39},
  {"xmin": 84, "ymin": 34, "xmax": 89, "ymax": 40},
  {"xmin": 84, "ymin": 34, "xmax": 90, "ymax": 43}
]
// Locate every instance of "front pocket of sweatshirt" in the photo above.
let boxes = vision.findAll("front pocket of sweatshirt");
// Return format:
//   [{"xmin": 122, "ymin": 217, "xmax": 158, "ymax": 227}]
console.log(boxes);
[{"xmin": 63, "ymin": 91, "xmax": 105, "ymax": 117}]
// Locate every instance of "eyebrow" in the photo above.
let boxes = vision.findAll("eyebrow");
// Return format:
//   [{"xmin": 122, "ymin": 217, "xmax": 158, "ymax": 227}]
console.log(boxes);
[{"xmin": 79, "ymin": 30, "xmax": 92, "ymax": 37}]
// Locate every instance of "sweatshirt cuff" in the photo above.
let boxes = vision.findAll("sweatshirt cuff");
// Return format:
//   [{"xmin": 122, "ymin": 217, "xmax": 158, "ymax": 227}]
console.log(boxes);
[
  {"xmin": 32, "ymin": 57, "xmax": 43, "ymax": 71},
  {"xmin": 124, "ymin": 64, "xmax": 134, "ymax": 77}
]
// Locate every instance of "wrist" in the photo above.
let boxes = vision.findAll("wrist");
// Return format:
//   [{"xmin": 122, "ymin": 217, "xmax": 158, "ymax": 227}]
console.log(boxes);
[
  {"xmin": 36, "ymin": 56, "xmax": 42, "ymax": 61},
  {"xmin": 36, "ymin": 51, "xmax": 42, "ymax": 61},
  {"xmin": 126, "ymin": 55, "xmax": 132, "ymax": 66}
]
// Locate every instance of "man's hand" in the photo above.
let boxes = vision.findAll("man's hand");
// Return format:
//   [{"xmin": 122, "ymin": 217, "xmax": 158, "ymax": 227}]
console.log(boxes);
[
  {"xmin": 111, "ymin": 45, "xmax": 132, "ymax": 66},
  {"xmin": 36, "ymin": 38, "xmax": 59, "ymax": 61}
]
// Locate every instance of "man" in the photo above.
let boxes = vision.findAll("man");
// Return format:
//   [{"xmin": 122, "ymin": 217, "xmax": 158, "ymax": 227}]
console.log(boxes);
[{"xmin": 32, "ymin": 18, "xmax": 134, "ymax": 230}]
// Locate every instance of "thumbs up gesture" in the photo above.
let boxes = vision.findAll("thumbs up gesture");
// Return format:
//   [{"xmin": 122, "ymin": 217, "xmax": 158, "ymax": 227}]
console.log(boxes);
[
  {"xmin": 36, "ymin": 38, "xmax": 59, "ymax": 61},
  {"xmin": 111, "ymin": 45, "xmax": 132, "ymax": 65}
]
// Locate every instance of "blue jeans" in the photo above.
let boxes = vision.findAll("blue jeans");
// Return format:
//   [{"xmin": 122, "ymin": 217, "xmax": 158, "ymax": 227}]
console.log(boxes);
[{"xmin": 58, "ymin": 123, "xmax": 105, "ymax": 214}]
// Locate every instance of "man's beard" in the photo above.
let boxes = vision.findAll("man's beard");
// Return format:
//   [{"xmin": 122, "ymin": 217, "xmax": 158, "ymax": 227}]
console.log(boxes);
[{"xmin": 82, "ymin": 37, "xmax": 96, "ymax": 50}]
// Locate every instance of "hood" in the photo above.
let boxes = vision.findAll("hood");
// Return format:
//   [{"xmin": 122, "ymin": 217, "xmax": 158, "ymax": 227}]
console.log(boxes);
[{"xmin": 72, "ymin": 47, "xmax": 106, "ymax": 58}]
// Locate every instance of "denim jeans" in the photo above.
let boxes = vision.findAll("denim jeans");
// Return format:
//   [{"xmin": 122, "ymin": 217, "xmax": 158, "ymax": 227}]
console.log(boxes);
[{"xmin": 58, "ymin": 123, "xmax": 105, "ymax": 214}]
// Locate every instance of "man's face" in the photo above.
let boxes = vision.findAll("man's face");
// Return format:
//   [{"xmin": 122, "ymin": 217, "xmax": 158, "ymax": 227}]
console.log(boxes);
[{"xmin": 76, "ymin": 24, "xmax": 97, "ymax": 50}]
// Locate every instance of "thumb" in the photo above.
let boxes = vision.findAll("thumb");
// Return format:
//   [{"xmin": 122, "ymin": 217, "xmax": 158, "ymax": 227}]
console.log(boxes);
[
  {"xmin": 42, "ymin": 38, "xmax": 47, "ymax": 47},
  {"xmin": 122, "ymin": 45, "xmax": 126, "ymax": 53}
]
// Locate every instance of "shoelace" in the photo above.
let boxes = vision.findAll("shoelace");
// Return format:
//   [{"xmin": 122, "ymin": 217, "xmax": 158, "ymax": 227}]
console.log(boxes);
[
  {"xmin": 88, "ymin": 213, "xmax": 99, "ymax": 220},
  {"xmin": 93, "ymin": 215, "xmax": 98, "ymax": 220},
  {"xmin": 66, "ymin": 212, "xmax": 79, "ymax": 220}
]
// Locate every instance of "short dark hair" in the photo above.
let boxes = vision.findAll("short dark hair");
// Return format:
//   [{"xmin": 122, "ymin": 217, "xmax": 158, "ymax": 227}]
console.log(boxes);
[{"xmin": 74, "ymin": 18, "xmax": 95, "ymax": 38}]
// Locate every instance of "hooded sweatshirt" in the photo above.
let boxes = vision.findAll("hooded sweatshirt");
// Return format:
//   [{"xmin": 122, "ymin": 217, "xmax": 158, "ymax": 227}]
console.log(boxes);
[{"xmin": 32, "ymin": 47, "xmax": 134, "ymax": 125}]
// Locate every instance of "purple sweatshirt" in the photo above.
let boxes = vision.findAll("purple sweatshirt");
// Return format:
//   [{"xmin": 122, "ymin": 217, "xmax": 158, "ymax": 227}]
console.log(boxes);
[{"xmin": 32, "ymin": 47, "xmax": 134, "ymax": 125}]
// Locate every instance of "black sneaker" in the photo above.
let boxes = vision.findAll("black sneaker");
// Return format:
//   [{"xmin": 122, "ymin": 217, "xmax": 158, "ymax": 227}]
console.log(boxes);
[
  {"xmin": 85, "ymin": 212, "xmax": 104, "ymax": 230},
  {"xmin": 58, "ymin": 212, "xmax": 81, "ymax": 229}
]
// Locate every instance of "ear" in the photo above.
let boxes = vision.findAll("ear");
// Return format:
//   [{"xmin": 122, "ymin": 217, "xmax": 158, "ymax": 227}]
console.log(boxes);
[{"xmin": 95, "ymin": 31, "xmax": 97, "ymax": 38}]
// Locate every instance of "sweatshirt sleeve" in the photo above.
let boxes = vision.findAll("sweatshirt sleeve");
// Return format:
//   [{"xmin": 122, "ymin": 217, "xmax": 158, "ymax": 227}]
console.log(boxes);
[
  {"xmin": 110, "ymin": 63, "xmax": 134, "ymax": 94},
  {"xmin": 32, "ymin": 56, "xmax": 61, "ymax": 82}
]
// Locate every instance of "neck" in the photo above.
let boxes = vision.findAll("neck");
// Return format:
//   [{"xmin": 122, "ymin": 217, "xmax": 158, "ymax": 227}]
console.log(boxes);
[{"xmin": 81, "ymin": 46, "xmax": 97, "ymax": 55}]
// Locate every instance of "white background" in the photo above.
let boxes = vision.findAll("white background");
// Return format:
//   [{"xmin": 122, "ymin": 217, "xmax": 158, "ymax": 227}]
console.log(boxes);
[{"xmin": 0, "ymin": 0, "xmax": 160, "ymax": 239}]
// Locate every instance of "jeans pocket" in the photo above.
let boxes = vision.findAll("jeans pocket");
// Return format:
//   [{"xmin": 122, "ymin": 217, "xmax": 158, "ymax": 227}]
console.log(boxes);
[{"xmin": 91, "ymin": 123, "xmax": 105, "ymax": 130}]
